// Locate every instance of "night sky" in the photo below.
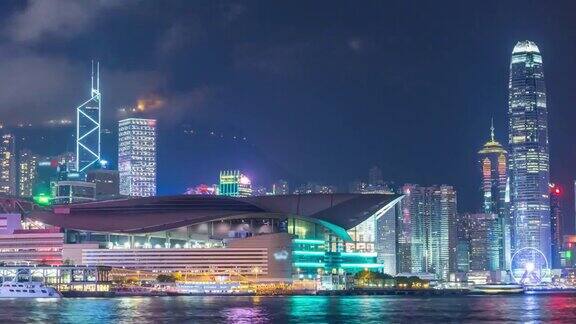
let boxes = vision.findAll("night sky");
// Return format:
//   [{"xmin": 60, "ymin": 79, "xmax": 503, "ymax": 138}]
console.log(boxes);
[{"xmin": 1, "ymin": 1, "xmax": 576, "ymax": 232}]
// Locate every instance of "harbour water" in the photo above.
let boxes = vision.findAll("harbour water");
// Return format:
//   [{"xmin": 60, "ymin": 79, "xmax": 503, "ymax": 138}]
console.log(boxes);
[{"xmin": 1, "ymin": 295, "xmax": 576, "ymax": 323}]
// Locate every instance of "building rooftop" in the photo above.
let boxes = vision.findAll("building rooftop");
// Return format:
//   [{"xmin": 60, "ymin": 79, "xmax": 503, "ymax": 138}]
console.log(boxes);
[
  {"xmin": 512, "ymin": 40, "xmax": 540, "ymax": 54},
  {"xmin": 478, "ymin": 120, "xmax": 507, "ymax": 155},
  {"xmin": 30, "ymin": 193, "xmax": 402, "ymax": 241}
]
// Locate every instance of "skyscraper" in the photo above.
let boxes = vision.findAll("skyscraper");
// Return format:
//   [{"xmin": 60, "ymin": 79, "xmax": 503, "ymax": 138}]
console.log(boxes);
[
  {"xmin": 376, "ymin": 202, "xmax": 401, "ymax": 275},
  {"xmin": 468, "ymin": 213, "xmax": 499, "ymax": 271},
  {"xmin": 368, "ymin": 166, "xmax": 383, "ymax": 185},
  {"xmin": 18, "ymin": 150, "xmax": 38, "ymax": 197},
  {"xmin": 508, "ymin": 40, "xmax": 551, "ymax": 264},
  {"xmin": 401, "ymin": 184, "xmax": 429, "ymax": 273},
  {"xmin": 549, "ymin": 183, "xmax": 562, "ymax": 268},
  {"xmin": 219, "ymin": 170, "xmax": 252, "ymax": 197},
  {"xmin": 454, "ymin": 213, "xmax": 473, "ymax": 273},
  {"xmin": 402, "ymin": 184, "xmax": 456, "ymax": 279},
  {"xmin": 399, "ymin": 185, "xmax": 417, "ymax": 272},
  {"xmin": 76, "ymin": 61, "xmax": 102, "ymax": 173},
  {"xmin": 118, "ymin": 118, "xmax": 157, "ymax": 197},
  {"xmin": 0, "ymin": 134, "xmax": 16, "ymax": 195},
  {"xmin": 272, "ymin": 179, "xmax": 289, "ymax": 195},
  {"xmin": 478, "ymin": 121, "xmax": 510, "ymax": 270},
  {"xmin": 87, "ymin": 169, "xmax": 120, "ymax": 200},
  {"xmin": 430, "ymin": 185, "xmax": 456, "ymax": 280}
]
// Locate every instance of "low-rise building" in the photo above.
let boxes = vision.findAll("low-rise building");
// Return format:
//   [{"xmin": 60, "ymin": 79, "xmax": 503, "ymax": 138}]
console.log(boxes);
[{"xmin": 31, "ymin": 194, "xmax": 402, "ymax": 282}]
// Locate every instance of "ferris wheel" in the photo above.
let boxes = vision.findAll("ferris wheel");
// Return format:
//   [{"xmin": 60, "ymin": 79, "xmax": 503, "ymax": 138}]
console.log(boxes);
[{"xmin": 510, "ymin": 247, "xmax": 550, "ymax": 285}]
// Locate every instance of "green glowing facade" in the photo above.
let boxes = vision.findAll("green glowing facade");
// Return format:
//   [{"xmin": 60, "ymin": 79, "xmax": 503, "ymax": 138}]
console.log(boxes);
[{"xmin": 219, "ymin": 170, "xmax": 252, "ymax": 197}]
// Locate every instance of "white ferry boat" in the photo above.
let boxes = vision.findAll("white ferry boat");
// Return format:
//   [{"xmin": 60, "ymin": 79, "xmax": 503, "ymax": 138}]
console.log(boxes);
[
  {"xmin": 472, "ymin": 284, "xmax": 524, "ymax": 295},
  {"xmin": 0, "ymin": 278, "xmax": 61, "ymax": 298}
]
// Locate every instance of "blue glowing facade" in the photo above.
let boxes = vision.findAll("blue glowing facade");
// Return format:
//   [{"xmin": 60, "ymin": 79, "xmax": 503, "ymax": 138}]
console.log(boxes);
[
  {"xmin": 508, "ymin": 40, "xmax": 551, "ymax": 264},
  {"xmin": 76, "ymin": 61, "xmax": 101, "ymax": 173}
]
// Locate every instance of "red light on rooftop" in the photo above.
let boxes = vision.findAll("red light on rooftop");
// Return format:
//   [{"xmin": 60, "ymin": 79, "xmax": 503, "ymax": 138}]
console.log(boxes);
[{"xmin": 555, "ymin": 188, "xmax": 561, "ymax": 194}]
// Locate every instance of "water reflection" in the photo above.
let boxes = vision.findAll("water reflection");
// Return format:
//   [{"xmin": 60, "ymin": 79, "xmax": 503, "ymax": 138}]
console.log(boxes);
[
  {"xmin": 0, "ymin": 295, "xmax": 575, "ymax": 323},
  {"xmin": 289, "ymin": 296, "xmax": 330, "ymax": 323},
  {"xmin": 222, "ymin": 306, "xmax": 268, "ymax": 324}
]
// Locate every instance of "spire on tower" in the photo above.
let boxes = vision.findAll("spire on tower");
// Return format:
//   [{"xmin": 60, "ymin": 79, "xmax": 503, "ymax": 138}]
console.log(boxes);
[
  {"xmin": 91, "ymin": 60, "xmax": 100, "ymax": 96},
  {"xmin": 490, "ymin": 117, "xmax": 495, "ymax": 142},
  {"xmin": 91, "ymin": 60, "xmax": 94, "ymax": 91}
]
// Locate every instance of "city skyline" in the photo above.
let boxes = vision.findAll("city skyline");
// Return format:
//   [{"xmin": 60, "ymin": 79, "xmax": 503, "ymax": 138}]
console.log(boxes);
[
  {"xmin": 0, "ymin": 1, "xmax": 575, "ymax": 225},
  {"xmin": 2, "ymin": 2, "xmax": 576, "ymax": 318}
]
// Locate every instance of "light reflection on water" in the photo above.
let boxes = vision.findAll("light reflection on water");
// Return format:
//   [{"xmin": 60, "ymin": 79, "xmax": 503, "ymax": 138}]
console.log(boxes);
[{"xmin": 0, "ymin": 295, "xmax": 575, "ymax": 323}]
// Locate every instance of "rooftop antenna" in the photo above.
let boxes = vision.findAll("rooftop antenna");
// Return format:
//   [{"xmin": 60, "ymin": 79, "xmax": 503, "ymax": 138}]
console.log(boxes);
[
  {"xmin": 490, "ymin": 117, "xmax": 495, "ymax": 142},
  {"xmin": 96, "ymin": 61, "xmax": 100, "ymax": 92}
]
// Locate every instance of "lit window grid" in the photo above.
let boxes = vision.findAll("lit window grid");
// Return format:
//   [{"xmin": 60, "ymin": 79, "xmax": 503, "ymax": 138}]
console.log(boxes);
[{"xmin": 118, "ymin": 118, "xmax": 157, "ymax": 197}]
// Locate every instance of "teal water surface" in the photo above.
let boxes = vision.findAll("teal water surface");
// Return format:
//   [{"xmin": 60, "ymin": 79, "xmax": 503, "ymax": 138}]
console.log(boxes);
[{"xmin": 1, "ymin": 295, "xmax": 575, "ymax": 323}]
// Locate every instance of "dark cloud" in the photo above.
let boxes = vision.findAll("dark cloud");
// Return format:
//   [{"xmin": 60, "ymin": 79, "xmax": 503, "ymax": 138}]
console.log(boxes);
[
  {"xmin": 0, "ymin": 0, "xmax": 172, "ymax": 125},
  {"xmin": 234, "ymin": 42, "xmax": 312, "ymax": 76},
  {"xmin": 1, "ymin": 0, "xmax": 576, "ymax": 229},
  {"xmin": 0, "ymin": 48, "xmax": 162, "ymax": 124},
  {"xmin": 6, "ymin": 0, "xmax": 123, "ymax": 44}
]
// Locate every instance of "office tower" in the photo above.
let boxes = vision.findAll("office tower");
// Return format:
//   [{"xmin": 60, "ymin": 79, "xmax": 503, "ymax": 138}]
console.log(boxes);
[
  {"xmin": 430, "ymin": 185, "xmax": 456, "ymax": 280},
  {"xmin": 549, "ymin": 183, "xmax": 562, "ymax": 268},
  {"xmin": 376, "ymin": 203, "xmax": 401, "ymax": 275},
  {"xmin": 272, "ymin": 180, "xmax": 289, "ymax": 195},
  {"xmin": 368, "ymin": 166, "xmax": 384, "ymax": 185},
  {"xmin": 53, "ymin": 180, "xmax": 96, "ymax": 204},
  {"xmin": 478, "ymin": 121, "xmax": 510, "ymax": 270},
  {"xmin": 76, "ymin": 61, "xmax": 101, "ymax": 173},
  {"xmin": 560, "ymin": 235, "xmax": 576, "ymax": 268},
  {"xmin": 219, "ymin": 170, "xmax": 252, "ymax": 197},
  {"xmin": 397, "ymin": 185, "xmax": 414, "ymax": 273},
  {"xmin": 455, "ymin": 241, "xmax": 471, "ymax": 273},
  {"xmin": 396, "ymin": 202, "xmax": 411, "ymax": 272},
  {"xmin": 0, "ymin": 134, "xmax": 16, "ymax": 195},
  {"xmin": 454, "ymin": 213, "xmax": 473, "ymax": 272},
  {"xmin": 118, "ymin": 118, "xmax": 157, "ymax": 197},
  {"xmin": 355, "ymin": 166, "xmax": 392, "ymax": 193},
  {"xmin": 467, "ymin": 213, "xmax": 499, "ymax": 271},
  {"xmin": 401, "ymin": 184, "xmax": 456, "ymax": 279},
  {"xmin": 401, "ymin": 184, "xmax": 427, "ymax": 273},
  {"xmin": 18, "ymin": 150, "xmax": 38, "ymax": 197},
  {"xmin": 33, "ymin": 158, "xmax": 58, "ymax": 201},
  {"xmin": 87, "ymin": 169, "xmax": 120, "ymax": 200},
  {"xmin": 508, "ymin": 40, "xmax": 551, "ymax": 263}
]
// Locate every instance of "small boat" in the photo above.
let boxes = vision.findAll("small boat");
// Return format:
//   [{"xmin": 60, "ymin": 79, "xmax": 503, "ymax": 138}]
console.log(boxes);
[
  {"xmin": 472, "ymin": 284, "xmax": 524, "ymax": 295},
  {"xmin": 169, "ymin": 282, "xmax": 248, "ymax": 295},
  {"xmin": 0, "ymin": 272, "xmax": 61, "ymax": 298}
]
